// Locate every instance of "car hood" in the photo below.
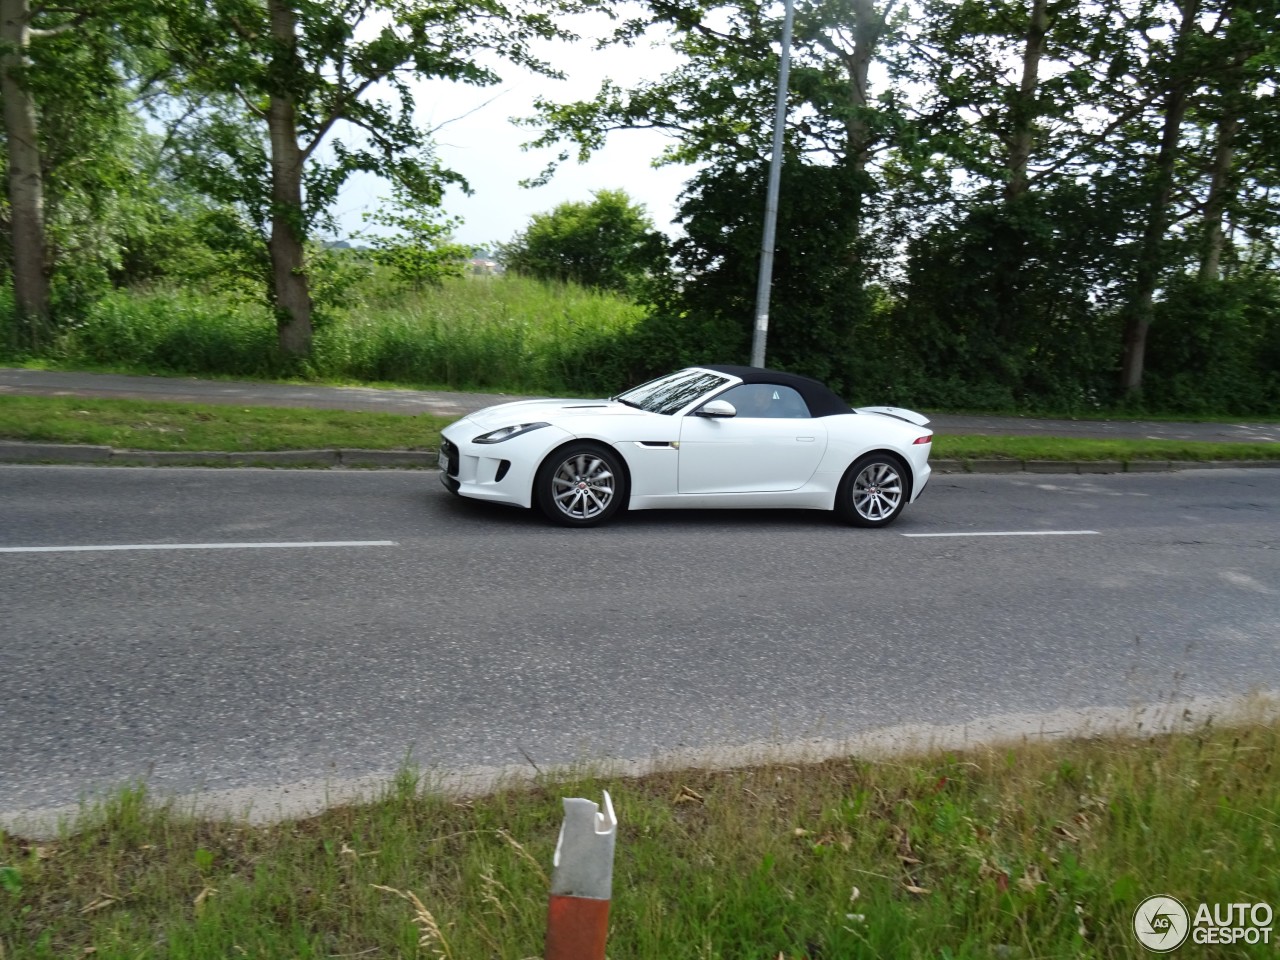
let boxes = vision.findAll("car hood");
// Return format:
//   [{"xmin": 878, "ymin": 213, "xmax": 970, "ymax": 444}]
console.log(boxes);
[
  {"xmin": 463, "ymin": 398, "xmax": 650, "ymax": 430},
  {"xmin": 854, "ymin": 405, "xmax": 931, "ymax": 427}
]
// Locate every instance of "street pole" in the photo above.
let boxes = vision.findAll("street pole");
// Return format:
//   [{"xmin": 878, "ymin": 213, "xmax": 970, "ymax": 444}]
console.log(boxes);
[{"xmin": 750, "ymin": 0, "xmax": 795, "ymax": 369}]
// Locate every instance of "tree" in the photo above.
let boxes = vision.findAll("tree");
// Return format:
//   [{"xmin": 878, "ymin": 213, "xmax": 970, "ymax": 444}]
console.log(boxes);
[
  {"xmin": 1, "ymin": 0, "xmax": 166, "ymax": 346},
  {"xmin": 1, "ymin": 0, "xmax": 52, "ymax": 342},
  {"xmin": 499, "ymin": 189, "xmax": 666, "ymax": 294},
  {"xmin": 525, "ymin": 0, "xmax": 907, "ymax": 374},
  {"xmin": 663, "ymin": 158, "xmax": 870, "ymax": 388},
  {"xmin": 1117, "ymin": 0, "xmax": 1204, "ymax": 397},
  {"xmin": 162, "ymin": 0, "xmax": 574, "ymax": 360},
  {"xmin": 361, "ymin": 184, "xmax": 470, "ymax": 290},
  {"xmin": 1191, "ymin": 0, "xmax": 1280, "ymax": 280}
]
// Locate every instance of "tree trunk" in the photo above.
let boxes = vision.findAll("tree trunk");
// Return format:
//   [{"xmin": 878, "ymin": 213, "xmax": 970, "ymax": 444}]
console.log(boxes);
[
  {"xmin": 1118, "ymin": 0, "xmax": 1199, "ymax": 398},
  {"xmin": 1006, "ymin": 0, "xmax": 1047, "ymax": 201},
  {"xmin": 1, "ymin": 0, "xmax": 50, "ymax": 346},
  {"xmin": 266, "ymin": 0, "xmax": 312, "ymax": 359},
  {"xmin": 843, "ymin": 1, "xmax": 891, "ymax": 202},
  {"xmin": 1198, "ymin": 109, "xmax": 1237, "ymax": 281},
  {"xmin": 1199, "ymin": 7, "xmax": 1245, "ymax": 285}
]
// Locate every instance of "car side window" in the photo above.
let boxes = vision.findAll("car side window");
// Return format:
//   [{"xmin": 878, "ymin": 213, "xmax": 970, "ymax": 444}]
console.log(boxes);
[{"xmin": 717, "ymin": 384, "xmax": 811, "ymax": 419}]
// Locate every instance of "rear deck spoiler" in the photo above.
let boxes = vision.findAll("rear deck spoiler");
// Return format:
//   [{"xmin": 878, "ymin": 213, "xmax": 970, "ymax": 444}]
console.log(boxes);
[{"xmin": 854, "ymin": 405, "xmax": 931, "ymax": 427}]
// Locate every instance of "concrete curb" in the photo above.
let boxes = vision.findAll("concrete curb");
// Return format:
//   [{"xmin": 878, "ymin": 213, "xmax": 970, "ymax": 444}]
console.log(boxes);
[
  {"xmin": 4, "ymin": 689, "xmax": 1276, "ymax": 839},
  {"xmin": 0, "ymin": 442, "xmax": 1276, "ymax": 472}
]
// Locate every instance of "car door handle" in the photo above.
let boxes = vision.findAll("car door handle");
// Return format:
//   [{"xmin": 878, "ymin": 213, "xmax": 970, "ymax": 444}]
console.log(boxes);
[{"xmin": 796, "ymin": 437, "xmax": 816, "ymax": 442}]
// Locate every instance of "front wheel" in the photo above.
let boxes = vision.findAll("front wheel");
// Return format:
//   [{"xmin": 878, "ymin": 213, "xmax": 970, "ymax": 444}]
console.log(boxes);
[
  {"xmin": 534, "ymin": 443, "xmax": 627, "ymax": 527},
  {"xmin": 835, "ymin": 453, "xmax": 909, "ymax": 527}
]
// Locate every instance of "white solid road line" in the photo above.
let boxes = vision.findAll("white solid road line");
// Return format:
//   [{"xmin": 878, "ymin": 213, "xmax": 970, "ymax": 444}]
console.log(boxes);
[
  {"xmin": 0, "ymin": 540, "xmax": 398, "ymax": 553},
  {"xmin": 901, "ymin": 530, "xmax": 1100, "ymax": 538}
]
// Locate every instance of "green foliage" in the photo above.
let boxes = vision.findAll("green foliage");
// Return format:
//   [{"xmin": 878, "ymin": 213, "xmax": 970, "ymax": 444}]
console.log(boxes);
[
  {"xmin": 2, "ymin": 5, "xmax": 161, "ymax": 320},
  {"xmin": 1144, "ymin": 271, "xmax": 1280, "ymax": 414},
  {"xmin": 635, "ymin": 158, "xmax": 870, "ymax": 393},
  {"xmin": 890, "ymin": 192, "xmax": 1121, "ymax": 412},
  {"xmin": 311, "ymin": 275, "xmax": 646, "ymax": 395},
  {"xmin": 499, "ymin": 189, "xmax": 669, "ymax": 296},
  {"xmin": 53, "ymin": 288, "xmax": 283, "ymax": 378},
  {"xmin": 359, "ymin": 187, "xmax": 470, "ymax": 291},
  {"xmin": 154, "ymin": 0, "xmax": 577, "ymax": 324},
  {"xmin": 19, "ymin": 277, "xmax": 644, "ymax": 396}
]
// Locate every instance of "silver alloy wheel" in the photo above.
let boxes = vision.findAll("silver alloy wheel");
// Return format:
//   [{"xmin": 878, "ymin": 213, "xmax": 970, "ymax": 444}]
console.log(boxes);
[
  {"xmin": 550, "ymin": 452, "xmax": 616, "ymax": 521},
  {"xmin": 851, "ymin": 459, "xmax": 903, "ymax": 522}
]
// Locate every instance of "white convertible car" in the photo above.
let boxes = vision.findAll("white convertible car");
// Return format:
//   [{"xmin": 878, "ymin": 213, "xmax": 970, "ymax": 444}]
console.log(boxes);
[{"xmin": 438, "ymin": 364, "xmax": 933, "ymax": 527}]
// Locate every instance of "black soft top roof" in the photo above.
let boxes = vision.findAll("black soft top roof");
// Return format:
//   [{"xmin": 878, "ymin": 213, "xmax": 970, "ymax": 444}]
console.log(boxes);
[{"xmin": 701, "ymin": 364, "xmax": 853, "ymax": 418}]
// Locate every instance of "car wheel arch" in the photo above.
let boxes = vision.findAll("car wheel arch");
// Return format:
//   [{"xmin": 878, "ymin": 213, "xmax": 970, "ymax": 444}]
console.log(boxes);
[
  {"xmin": 534, "ymin": 437, "xmax": 632, "ymax": 492},
  {"xmin": 532, "ymin": 438, "xmax": 633, "ymax": 523},
  {"xmin": 834, "ymin": 449, "xmax": 914, "ymax": 526}
]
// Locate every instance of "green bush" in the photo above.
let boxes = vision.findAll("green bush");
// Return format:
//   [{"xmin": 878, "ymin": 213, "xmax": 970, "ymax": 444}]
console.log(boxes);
[
  {"xmin": 4, "ymin": 264, "xmax": 1278, "ymax": 416},
  {"xmin": 1143, "ymin": 272, "xmax": 1280, "ymax": 415},
  {"xmin": 51, "ymin": 288, "xmax": 282, "ymax": 377}
]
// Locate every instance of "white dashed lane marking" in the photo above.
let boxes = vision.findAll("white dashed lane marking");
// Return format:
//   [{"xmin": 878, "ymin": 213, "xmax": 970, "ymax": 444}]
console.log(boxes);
[
  {"xmin": 901, "ymin": 530, "xmax": 1100, "ymax": 538},
  {"xmin": 0, "ymin": 541, "xmax": 398, "ymax": 553}
]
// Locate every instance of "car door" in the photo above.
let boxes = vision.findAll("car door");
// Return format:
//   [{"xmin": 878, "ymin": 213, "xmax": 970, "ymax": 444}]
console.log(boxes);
[{"xmin": 677, "ymin": 383, "xmax": 828, "ymax": 494}]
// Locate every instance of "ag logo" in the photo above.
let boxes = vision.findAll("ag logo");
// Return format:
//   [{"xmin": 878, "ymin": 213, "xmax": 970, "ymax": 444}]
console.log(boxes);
[{"xmin": 1134, "ymin": 895, "xmax": 1190, "ymax": 952}]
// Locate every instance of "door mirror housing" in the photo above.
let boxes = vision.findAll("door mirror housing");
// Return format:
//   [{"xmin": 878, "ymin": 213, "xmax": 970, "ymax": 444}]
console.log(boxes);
[{"xmin": 696, "ymin": 399, "xmax": 737, "ymax": 418}]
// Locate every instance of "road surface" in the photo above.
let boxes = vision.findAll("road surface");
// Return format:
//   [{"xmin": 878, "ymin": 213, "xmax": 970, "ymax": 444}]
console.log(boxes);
[{"xmin": 3, "ymin": 464, "xmax": 1277, "ymax": 826}]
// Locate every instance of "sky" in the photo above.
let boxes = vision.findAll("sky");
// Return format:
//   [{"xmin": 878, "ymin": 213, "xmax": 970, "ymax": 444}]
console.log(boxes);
[{"xmin": 328, "ymin": 13, "xmax": 698, "ymax": 251}]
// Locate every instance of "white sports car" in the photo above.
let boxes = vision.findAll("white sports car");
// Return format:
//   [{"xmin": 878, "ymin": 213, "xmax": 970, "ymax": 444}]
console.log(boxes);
[{"xmin": 438, "ymin": 364, "xmax": 933, "ymax": 527}]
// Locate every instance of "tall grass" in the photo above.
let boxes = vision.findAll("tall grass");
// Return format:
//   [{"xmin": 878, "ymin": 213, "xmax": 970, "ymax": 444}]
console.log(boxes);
[
  {"xmin": 316, "ymin": 276, "xmax": 646, "ymax": 394},
  {"xmin": 49, "ymin": 287, "xmax": 283, "ymax": 378},
  {"xmin": 5, "ymin": 277, "xmax": 646, "ymax": 396}
]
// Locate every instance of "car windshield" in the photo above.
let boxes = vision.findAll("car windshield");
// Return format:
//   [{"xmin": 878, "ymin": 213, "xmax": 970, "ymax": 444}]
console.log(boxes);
[{"xmin": 613, "ymin": 369, "xmax": 731, "ymax": 416}]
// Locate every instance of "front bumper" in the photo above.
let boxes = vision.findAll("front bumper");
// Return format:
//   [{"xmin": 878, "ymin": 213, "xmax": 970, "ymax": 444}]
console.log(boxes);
[{"xmin": 438, "ymin": 419, "xmax": 573, "ymax": 508}]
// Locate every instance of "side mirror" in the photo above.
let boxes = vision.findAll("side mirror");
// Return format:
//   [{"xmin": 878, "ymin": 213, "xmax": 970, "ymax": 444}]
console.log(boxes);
[{"xmin": 696, "ymin": 399, "xmax": 737, "ymax": 418}]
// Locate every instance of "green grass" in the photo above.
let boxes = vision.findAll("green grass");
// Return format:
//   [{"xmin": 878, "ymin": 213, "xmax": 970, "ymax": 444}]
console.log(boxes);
[
  {"xmin": 0, "ymin": 396, "xmax": 451, "ymax": 452},
  {"xmin": 3, "ymin": 718, "xmax": 1277, "ymax": 958},
  {"xmin": 932, "ymin": 434, "xmax": 1280, "ymax": 463},
  {"xmin": 4, "ymin": 395, "xmax": 1280, "ymax": 463},
  {"xmin": 8, "ymin": 276, "xmax": 646, "ymax": 396}
]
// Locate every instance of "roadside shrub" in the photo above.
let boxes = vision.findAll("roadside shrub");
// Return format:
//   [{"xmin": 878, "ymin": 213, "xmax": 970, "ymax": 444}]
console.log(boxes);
[
  {"xmin": 312, "ymin": 275, "xmax": 646, "ymax": 393},
  {"xmin": 1143, "ymin": 272, "xmax": 1280, "ymax": 415},
  {"xmin": 57, "ymin": 288, "xmax": 282, "ymax": 377}
]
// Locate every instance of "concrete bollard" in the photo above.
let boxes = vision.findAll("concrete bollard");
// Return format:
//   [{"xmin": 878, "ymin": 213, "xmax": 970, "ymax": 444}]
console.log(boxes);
[{"xmin": 544, "ymin": 791, "xmax": 617, "ymax": 960}]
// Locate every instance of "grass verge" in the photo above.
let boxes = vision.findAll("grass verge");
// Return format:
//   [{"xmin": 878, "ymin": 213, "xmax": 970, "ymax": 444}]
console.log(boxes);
[
  {"xmin": 932, "ymin": 433, "xmax": 1280, "ymax": 464},
  {"xmin": 0, "ymin": 397, "xmax": 452, "ymax": 452},
  {"xmin": 2, "ymin": 718, "xmax": 1277, "ymax": 958},
  {"xmin": 3, "ymin": 395, "xmax": 1280, "ymax": 463}
]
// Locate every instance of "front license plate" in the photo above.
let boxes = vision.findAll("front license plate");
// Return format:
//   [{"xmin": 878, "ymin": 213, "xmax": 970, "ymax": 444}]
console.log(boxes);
[{"xmin": 438, "ymin": 446, "xmax": 449, "ymax": 472}]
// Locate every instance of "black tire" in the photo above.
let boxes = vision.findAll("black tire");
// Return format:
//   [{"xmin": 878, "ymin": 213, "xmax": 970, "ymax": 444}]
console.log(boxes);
[
  {"xmin": 534, "ymin": 442, "xmax": 627, "ymax": 527},
  {"xmin": 834, "ymin": 452, "xmax": 910, "ymax": 527}
]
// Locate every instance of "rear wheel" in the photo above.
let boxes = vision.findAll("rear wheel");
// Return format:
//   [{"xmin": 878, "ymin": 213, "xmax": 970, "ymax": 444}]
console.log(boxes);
[
  {"xmin": 835, "ymin": 452, "xmax": 909, "ymax": 527},
  {"xmin": 534, "ymin": 443, "xmax": 627, "ymax": 527}
]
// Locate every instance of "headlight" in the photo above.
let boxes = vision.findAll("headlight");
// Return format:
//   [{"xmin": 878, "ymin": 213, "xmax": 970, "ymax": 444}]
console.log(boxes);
[{"xmin": 472, "ymin": 422, "xmax": 550, "ymax": 444}]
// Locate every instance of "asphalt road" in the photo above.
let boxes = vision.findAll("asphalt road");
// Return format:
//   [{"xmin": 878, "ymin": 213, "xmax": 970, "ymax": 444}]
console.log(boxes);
[
  {"xmin": 3, "ymin": 464, "xmax": 1278, "ymax": 820},
  {"xmin": 5, "ymin": 367, "xmax": 1280, "ymax": 443}
]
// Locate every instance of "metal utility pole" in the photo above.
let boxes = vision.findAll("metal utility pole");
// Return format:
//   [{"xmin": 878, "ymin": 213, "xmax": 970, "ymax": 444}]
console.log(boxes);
[{"xmin": 750, "ymin": 0, "xmax": 795, "ymax": 369}]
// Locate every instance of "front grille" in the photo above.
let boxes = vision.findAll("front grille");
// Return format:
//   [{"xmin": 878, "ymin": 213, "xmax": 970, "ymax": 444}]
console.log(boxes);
[{"xmin": 441, "ymin": 438, "xmax": 459, "ymax": 477}]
